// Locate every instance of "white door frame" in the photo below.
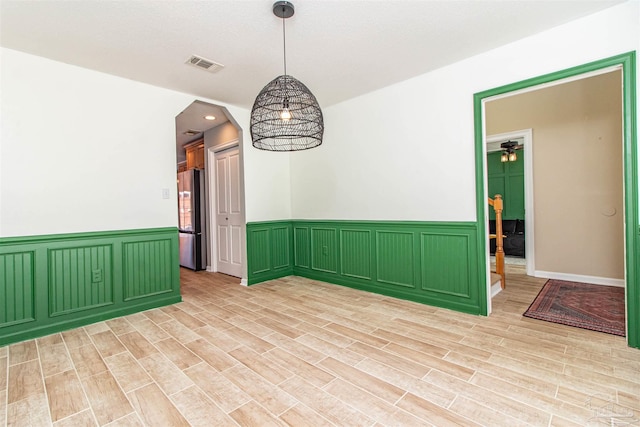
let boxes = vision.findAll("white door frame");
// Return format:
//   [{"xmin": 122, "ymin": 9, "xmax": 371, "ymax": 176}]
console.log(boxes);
[
  {"xmin": 486, "ymin": 129, "xmax": 535, "ymax": 276},
  {"xmin": 206, "ymin": 140, "xmax": 245, "ymax": 278}
]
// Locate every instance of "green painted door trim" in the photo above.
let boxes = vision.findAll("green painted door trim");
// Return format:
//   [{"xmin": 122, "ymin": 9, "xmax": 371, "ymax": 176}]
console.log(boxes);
[
  {"xmin": 0, "ymin": 227, "xmax": 182, "ymax": 346},
  {"xmin": 474, "ymin": 52, "xmax": 639, "ymax": 348}
]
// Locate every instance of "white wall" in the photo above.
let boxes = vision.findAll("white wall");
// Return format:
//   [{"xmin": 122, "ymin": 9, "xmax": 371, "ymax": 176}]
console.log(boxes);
[
  {"xmin": 290, "ymin": 1, "xmax": 639, "ymax": 221},
  {"xmin": 199, "ymin": 108, "xmax": 292, "ymax": 223},
  {"xmin": 0, "ymin": 47, "xmax": 289, "ymax": 237},
  {"xmin": 3, "ymin": 1, "xmax": 636, "ymax": 235},
  {"xmin": 240, "ymin": 121, "xmax": 292, "ymax": 222}
]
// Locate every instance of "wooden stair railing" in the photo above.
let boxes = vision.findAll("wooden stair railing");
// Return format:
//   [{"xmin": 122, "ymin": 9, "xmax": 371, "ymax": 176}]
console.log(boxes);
[{"xmin": 488, "ymin": 195, "xmax": 505, "ymax": 289}]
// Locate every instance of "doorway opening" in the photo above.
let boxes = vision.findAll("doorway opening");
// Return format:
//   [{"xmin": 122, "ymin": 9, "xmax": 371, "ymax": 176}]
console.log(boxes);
[
  {"xmin": 474, "ymin": 52, "xmax": 638, "ymax": 348},
  {"xmin": 175, "ymin": 100, "xmax": 246, "ymax": 283},
  {"xmin": 486, "ymin": 130, "xmax": 534, "ymax": 277}
]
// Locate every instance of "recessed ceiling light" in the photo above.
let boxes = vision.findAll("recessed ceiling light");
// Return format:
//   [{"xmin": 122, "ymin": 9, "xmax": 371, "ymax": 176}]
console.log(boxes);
[{"xmin": 204, "ymin": 115, "xmax": 216, "ymax": 121}]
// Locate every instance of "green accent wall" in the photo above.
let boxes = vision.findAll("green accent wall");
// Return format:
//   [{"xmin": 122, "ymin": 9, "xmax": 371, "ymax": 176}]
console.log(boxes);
[
  {"xmin": 247, "ymin": 220, "xmax": 485, "ymax": 315},
  {"xmin": 0, "ymin": 227, "xmax": 181, "ymax": 346},
  {"xmin": 487, "ymin": 151, "xmax": 525, "ymax": 220},
  {"xmin": 475, "ymin": 52, "xmax": 639, "ymax": 348}
]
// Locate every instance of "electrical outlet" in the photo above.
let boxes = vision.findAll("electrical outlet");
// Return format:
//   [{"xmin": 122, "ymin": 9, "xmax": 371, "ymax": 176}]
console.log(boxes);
[
  {"xmin": 162, "ymin": 188, "xmax": 170, "ymax": 199},
  {"xmin": 92, "ymin": 269, "xmax": 102, "ymax": 283}
]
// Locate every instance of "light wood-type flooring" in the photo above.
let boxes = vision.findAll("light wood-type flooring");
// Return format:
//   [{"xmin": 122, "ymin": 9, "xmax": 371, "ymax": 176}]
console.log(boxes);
[{"xmin": 1, "ymin": 265, "xmax": 639, "ymax": 426}]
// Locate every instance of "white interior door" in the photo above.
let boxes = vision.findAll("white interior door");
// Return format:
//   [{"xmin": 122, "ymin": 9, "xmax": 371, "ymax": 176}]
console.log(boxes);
[{"xmin": 215, "ymin": 147, "xmax": 243, "ymax": 278}]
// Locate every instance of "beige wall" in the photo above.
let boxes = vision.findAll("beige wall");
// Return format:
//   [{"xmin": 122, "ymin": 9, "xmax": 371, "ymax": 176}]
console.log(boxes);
[
  {"xmin": 486, "ymin": 70, "xmax": 623, "ymax": 280},
  {"xmin": 204, "ymin": 121, "xmax": 239, "ymax": 151}
]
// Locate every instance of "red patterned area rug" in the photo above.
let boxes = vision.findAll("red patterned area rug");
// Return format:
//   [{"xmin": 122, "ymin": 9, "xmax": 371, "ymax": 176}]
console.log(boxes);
[{"xmin": 524, "ymin": 279, "xmax": 625, "ymax": 336}]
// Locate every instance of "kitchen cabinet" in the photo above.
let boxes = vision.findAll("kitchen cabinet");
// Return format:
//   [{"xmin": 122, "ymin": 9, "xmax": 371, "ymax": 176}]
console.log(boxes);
[{"xmin": 185, "ymin": 139, "xmax": 205, "ymax": 170}]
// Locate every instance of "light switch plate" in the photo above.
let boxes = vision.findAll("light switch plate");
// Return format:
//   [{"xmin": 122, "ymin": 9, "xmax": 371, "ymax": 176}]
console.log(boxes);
[{"xmin": 162, "ymin": 188, "xmax": 170, "ymax": 199}]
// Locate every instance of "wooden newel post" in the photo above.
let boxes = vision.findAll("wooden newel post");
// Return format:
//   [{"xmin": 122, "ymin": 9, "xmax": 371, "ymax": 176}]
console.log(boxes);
[{"xmin": 493, "ymin": 195, "xmax": 505, "ymax": 289}]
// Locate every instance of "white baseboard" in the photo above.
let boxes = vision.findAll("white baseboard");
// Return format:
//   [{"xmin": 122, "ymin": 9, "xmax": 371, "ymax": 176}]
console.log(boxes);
[
  {"xmin": 204, "ymin": 266, "xmax": 247, "ymax": 286},
  {"xmin": 491, "ymin": 282, "xmax": 502, "ymax": 298},
  {"xmin": 534, "ymin": 270, "xmax": 625, "ymax": 287}
]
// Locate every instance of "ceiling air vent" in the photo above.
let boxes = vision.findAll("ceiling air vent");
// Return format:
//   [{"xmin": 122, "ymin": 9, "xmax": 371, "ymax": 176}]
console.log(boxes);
[
  {"xmin": 183, "ymin": 129, "xmax": 202, "ymax": 136},
  {"xmin": 186, "ymin": 55, "xmax": 224, "ymax": 73}
]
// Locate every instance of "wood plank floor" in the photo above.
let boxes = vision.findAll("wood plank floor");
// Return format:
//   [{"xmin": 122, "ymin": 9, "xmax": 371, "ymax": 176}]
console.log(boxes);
[{"xmin": 2, "ymin": 266, "xmax": 639, "ymax": 426}]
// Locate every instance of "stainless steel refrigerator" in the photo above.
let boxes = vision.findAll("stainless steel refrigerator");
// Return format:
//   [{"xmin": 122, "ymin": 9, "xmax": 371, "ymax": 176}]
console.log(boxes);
[{"xmin": 177, "ymin": 169, "xmax": 206, "ymax": 270}]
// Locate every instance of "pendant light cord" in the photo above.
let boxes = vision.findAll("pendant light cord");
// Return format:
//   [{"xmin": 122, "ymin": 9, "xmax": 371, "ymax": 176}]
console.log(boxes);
[{"xmin": 282, "ymin": 9, "xmax": 287, "ymax": 77}]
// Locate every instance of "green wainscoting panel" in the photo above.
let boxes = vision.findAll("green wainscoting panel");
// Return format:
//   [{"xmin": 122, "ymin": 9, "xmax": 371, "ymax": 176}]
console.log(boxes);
[
  {"xmin": 246, "ymin": 220, "xmax": 484, "ymax": 315},
  {"xmin": 376, "ymin": 231, "xmax": 415, "ymax": 288},
  {"xmin": 340, "ymin": 229, "xmax": 372, "ymax": 280},
  {"xmin": 420, "ymin": 233, "xmax": 472, "ymax": 297},
  {"xmin": 249, "ymin": 228, "xmax": 272, "ymax": 274},
  {"xmin": 0, "ymin": 251, "xmax": 35, "ymax": 328},
  {"xmin": 49, "ymin": 245, "xmax": 113, "ymax": 316},
  {"xmin": 123, "ymin": 239, "xmax": 174, "ymax": 300},
  {"xmin": 272, "ymin": 227, "xmax": 291, "ymax": 270},
  {"xmin": 311, "ymin": 228, "xmax": 338, "ymax": 273},
  {"xmin": 246, "ymin": 221, "xmax": 293, "ymax": 284},
  {"xmin": 0, "ymin": 228, "xmax": 181, "ymax": 346},
  {"xmin": 294, "ymin": 227, "xmax": 310, "ymax": 268}
]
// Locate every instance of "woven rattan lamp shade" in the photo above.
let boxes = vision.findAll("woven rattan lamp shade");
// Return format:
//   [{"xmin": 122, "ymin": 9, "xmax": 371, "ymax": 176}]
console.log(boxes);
[
  {"xmin": 250, "ymin": 1, "xmax": 324, "ymax": 151},
  {"xmin": 250, "ymin": 74, "xmax": 324, "ymax": 151}
]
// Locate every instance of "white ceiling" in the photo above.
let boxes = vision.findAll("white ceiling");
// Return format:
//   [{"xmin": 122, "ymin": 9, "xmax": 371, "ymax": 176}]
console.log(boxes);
[
  {"xmin": 1, "ymin": 0, "xmax": 625, "ymax": 112},
  {"xmin": 5, "ymin": 0, "xmax": 624, "ymax": 164}
]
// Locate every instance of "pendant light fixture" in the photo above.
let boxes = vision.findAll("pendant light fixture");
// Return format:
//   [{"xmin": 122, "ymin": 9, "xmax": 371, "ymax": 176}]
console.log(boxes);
[
  {"xmin": 499, "ymin": 140, "xmax": 519, "ymax": 163},
  {"xmin": 250, "ymin": 1, "xmax": 324, "ymax": 151}
]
